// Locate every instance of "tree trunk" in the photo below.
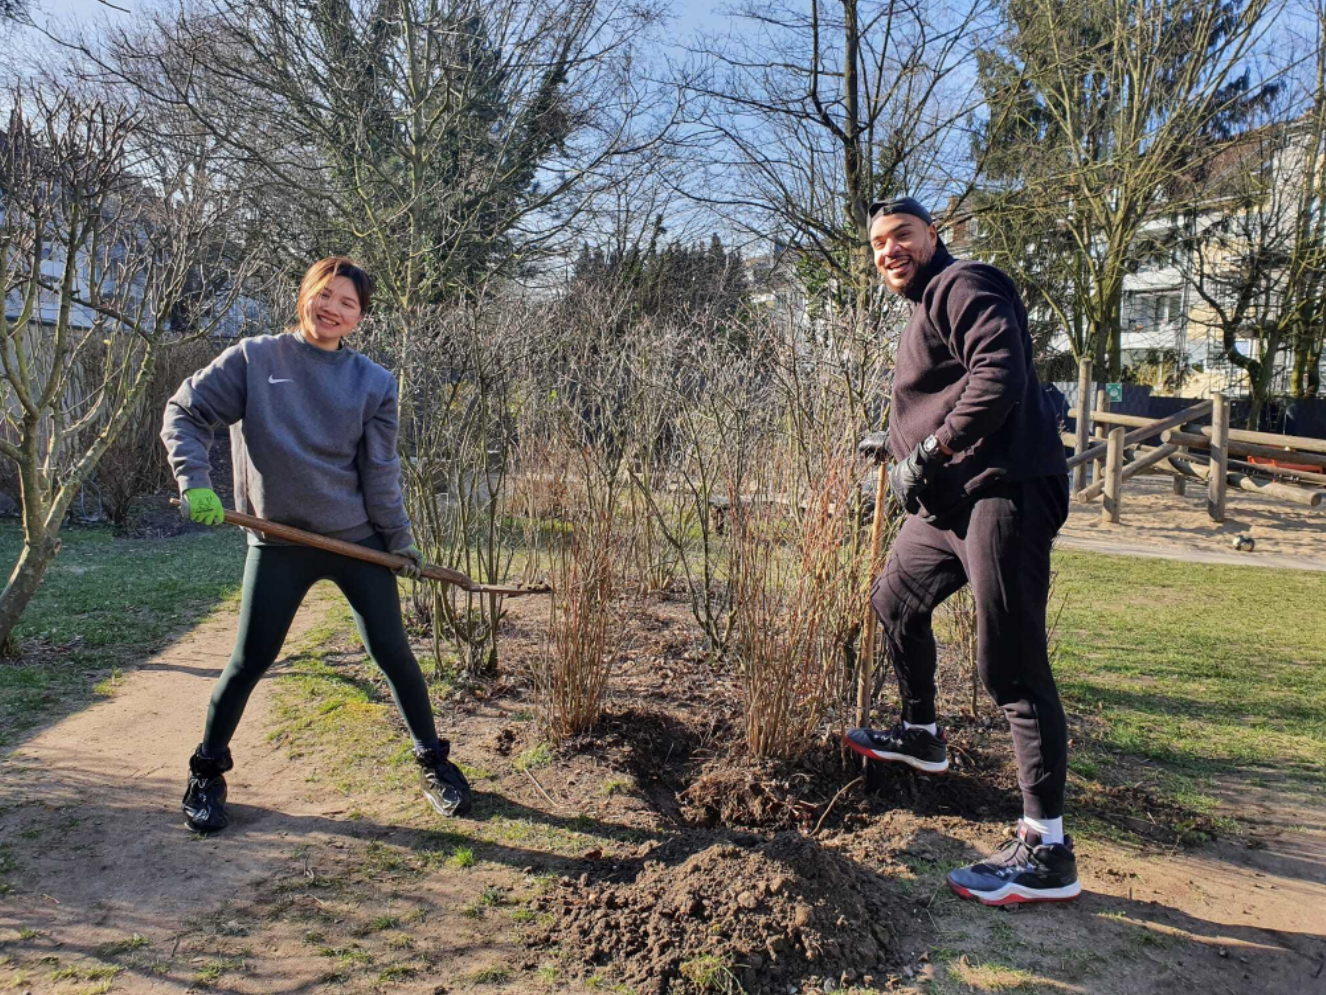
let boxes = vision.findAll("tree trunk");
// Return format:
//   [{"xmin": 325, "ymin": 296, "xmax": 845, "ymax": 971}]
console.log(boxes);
[
  {"xmin": 0, "ymin": 528, "xmax": 62, "ymax": 651},
  {"xmin": 1106, "ymin": 282, "xmax": 1123, "ymax": 380}
]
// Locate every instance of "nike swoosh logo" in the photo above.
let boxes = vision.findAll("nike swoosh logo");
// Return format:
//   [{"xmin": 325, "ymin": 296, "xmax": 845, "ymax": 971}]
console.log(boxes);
[{"xmin": 268, "ymin": 376, "xmax": 293, "ymax": 384}]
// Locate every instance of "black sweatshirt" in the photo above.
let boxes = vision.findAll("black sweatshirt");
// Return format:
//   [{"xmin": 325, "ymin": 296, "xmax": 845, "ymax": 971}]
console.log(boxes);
[{"xmin": 888, "ymin": 245, "xmax": 1067, "ymax": 517}]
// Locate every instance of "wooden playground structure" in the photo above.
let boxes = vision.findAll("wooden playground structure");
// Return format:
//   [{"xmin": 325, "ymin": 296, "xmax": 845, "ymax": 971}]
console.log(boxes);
[{"xmin": 1065, "ymin": 360, "xmax": 1326, "ymax": 524}]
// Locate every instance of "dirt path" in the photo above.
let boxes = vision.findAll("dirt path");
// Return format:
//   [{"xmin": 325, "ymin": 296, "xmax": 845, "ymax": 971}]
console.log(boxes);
[{"xmin": 0, "ymin": 586, "xmax": 560, "ymax": 994}]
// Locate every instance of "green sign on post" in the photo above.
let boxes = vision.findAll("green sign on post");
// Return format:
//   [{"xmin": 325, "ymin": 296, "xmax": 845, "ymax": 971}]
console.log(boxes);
[{"xmin": 1106, "ymin": 382, "xmax": 1123, "ymax": 403}]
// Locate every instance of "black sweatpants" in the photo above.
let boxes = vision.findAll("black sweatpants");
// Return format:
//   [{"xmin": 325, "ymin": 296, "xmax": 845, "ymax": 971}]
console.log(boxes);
[
  {"xmin": 870, "ymin": 474, "xmax": 1070, "ymax": 819},
  {"xmin": 201, "ymin": 535, "xmax": 439, "ymax": 755}
]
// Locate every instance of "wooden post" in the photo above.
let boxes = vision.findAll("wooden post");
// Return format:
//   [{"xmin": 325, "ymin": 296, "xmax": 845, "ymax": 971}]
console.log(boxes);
[
  {"xmin": 1073, "ymin": 358, "xmax": 1093, "ymax": 493},
  {"xmin": 1093, "ymin": 388, "xmax": 1109, "ymax": 486},
  {"xmin": 1207, "ymin": 392, "xmax": 1229, "ymax": 522},
  {"xmin": 1102, "ymin": 426, "xmax": 1124, "ymax": 524}
]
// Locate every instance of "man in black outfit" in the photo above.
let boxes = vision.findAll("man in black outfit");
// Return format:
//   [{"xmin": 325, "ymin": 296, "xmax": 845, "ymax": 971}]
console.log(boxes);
[{"xmin": 844, "ymin": 198, "xmax": 1080, "ymax": 906}]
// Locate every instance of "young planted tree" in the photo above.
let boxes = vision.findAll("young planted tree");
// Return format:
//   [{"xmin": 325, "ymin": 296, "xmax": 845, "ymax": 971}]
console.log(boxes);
[
  {"xmin": 974, "ymin": 0, "xmax": 1277, "ymax": 376},
  {"xmin": 0, "ymin": 85, "xmax": 250, "ymax": 647}
]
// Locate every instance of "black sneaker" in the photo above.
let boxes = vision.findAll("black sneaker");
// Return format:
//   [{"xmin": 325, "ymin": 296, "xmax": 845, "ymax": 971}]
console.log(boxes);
[
  {"xmin": 416, "ymin": 741, "xmax": 473, "ymax": 817},
  {"xmin": 947, "ymin": 822, "xmax": 1082, "ymax": 906},
  {"xmin": 182, "ymin": 746, "xmax": 233, "ymax": 833},
  {"xmin": 843, "ymin": 722, "xmax": 949, "ymax": 773}
]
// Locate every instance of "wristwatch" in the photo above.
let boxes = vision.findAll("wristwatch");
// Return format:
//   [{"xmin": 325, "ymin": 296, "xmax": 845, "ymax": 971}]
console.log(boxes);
[{"xmin": 921, "ymin": 434, "xmax": 951, "ymax": 463}]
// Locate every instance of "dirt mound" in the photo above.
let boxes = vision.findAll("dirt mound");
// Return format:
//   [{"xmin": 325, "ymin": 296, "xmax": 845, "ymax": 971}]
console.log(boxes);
[
  {"xmin": 529, "ymin": 832, "xmax": 899, "ymax": 994},
  {"xmin": 679, "ymin": 766, "xmax": 818, "ymax": 830}
]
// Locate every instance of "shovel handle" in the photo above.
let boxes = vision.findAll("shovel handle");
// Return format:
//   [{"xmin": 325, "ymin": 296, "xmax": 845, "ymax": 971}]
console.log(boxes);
[{"xmin": 171, "ymin": 499, "xmax": 549, "ymax": 597}]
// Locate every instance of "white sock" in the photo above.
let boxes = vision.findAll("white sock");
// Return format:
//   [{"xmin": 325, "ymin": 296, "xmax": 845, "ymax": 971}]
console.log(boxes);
[
  {"xmin": 904, "ymin": 720, "xmax": 938, "ymax": 736},
  {"xmin": 1022, "ymin": 814, "xmax": 1064, "ymax": 845}
]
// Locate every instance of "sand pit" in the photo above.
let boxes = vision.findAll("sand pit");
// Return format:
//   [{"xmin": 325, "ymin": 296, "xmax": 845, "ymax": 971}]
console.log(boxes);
[
  {"xmin": 529, "ymin": 832, "xmax": 900, "ymax": 995},
  {"xmin": 1059, "ymin": 473, "xmax": 1326, "ymax": 570}
]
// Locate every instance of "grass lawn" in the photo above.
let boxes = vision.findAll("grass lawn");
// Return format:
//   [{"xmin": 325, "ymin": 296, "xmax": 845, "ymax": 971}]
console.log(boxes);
[
  {"xmin": 0, "ymin": 523, "xmax": 246, "ymax": 748},
  {"xmin": 1051, "ymin": 550, "xmax": 1326, "ymax": 814}
]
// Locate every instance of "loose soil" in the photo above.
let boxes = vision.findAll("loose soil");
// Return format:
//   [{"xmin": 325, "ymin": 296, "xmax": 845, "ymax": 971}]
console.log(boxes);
[
  {"xmin": 531, "ymin": 833, "xmax": 900, "ymax": 995},
  {"xmin": 1, "ymin": 565, "xmax": 1323, "ymax": 994}
]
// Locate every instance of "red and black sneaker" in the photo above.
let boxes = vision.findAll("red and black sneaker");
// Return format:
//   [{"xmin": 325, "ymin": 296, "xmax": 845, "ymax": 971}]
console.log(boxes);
[
  {"xmin": 947, "ymin": 822, "xmax": 1081, "ymax": 906},
  {"xmin": 843, "ymin": 722, "xmax": 949, "ymax": 773}
]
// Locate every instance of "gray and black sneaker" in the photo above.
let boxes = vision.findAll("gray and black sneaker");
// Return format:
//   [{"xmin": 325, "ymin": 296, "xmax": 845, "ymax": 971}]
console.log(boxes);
[
  {"xmin": 416, "ymin": 741, "xmax": 473, "ymax": 817},
  {"xmin": 844, "ymin": 721, "xmax": 949, "ymax": 773},
  {"xmin": 947, "ymin": 821, "xmax": 1081, "ymax": 906},
  {"xmin": 182, "ymin": 746, "xmax": 233, "ymax": 833}
]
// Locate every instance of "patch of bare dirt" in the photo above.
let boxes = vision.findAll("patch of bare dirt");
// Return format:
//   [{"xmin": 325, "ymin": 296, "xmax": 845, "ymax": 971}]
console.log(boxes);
[{"xmin": 530, "ymin": 832, "xmax": 900, "ymax": 994}]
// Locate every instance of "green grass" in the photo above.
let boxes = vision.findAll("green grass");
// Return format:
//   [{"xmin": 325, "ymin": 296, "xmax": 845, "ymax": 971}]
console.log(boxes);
[
  {"xmin": 0, "ymin": 524, "xmax": 244, "ymax": 747},
  {"xmin": 465, "ymin": 964, "xmax": 512, "ymax": 984},
  {"xmin": 94, "ymin": 933, "xmax": 150, "ymax": 957},
  {"xmin": 678, "ymin": 954, "xmax": 740, "ymax": 993},
  {"xmin": 1050, "ymin": 551, "xmax": 1326, "ymax": 804},
  {"xmin": 513, "ymin": 742, "xmax": 553, "ymax": 771}
]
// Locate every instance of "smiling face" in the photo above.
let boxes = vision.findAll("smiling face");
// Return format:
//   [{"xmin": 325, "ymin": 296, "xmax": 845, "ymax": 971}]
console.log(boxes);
[
  {"xmin": 870, "ymin": 211, "xmax": 939, "ymax": 296},
  {"xmin": 300, "ymin": 274, "xmax": 364, "ymax": 349}
]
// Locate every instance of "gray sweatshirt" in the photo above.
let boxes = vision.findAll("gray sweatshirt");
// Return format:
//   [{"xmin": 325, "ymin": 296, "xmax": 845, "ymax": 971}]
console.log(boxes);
[{"xmin": 161, "ymin": 332, "xmax": 414, "ymax": 550}]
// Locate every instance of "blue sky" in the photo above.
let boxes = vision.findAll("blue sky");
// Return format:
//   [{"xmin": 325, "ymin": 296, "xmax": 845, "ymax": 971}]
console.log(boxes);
[{"xmin": 27, "ymin": 0, "xmax": 731, "ymax": 41}]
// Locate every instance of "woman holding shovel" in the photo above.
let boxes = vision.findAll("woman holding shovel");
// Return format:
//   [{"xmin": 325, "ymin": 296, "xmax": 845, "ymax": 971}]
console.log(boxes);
[{"xmin": 161, "ymin": 256, "xmax": 472, "ymax": 832}]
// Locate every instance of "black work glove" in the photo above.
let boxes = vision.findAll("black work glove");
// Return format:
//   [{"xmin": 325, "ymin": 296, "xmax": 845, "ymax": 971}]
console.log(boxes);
[
  {"xmin": 888, "ymin": 435, "xmax": 950, "ymax": 515},
  {"xmin": 857, "ymin": 430, "xmax": 891, "ymax": 464}
]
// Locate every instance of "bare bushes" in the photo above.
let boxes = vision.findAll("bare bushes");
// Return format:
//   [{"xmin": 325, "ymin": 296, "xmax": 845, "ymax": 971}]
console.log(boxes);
[
  {"xmin": 360, "ymin": 304, "xmax": 524, "ymax": 677},
  {"xmin": 93, "ymin": 337, "xmax": 221, "ymax": 525},
  {"xmin": 728, "ymin": 443, "xmax": 874, "ymax": 758},
  {"xmin": 533, "ymin": 441, "xmax": 623, "ymax": 741},
  {"xmin": 722, "ymin": 332, "xmax": 890, "ymax": 760},
  {"xmin": 517, "ymin": 292, "xmax": 635, "ymax": 740}
]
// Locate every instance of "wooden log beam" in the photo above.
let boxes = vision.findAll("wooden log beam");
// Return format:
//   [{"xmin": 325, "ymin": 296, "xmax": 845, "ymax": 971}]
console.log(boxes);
[
  {"xmin": 1227, "ymin": 457, "xmax": 1326, "ymax": 487},
  {"xmin": 1066, "ymin": 399, "xmax": 1214, "ymax": 470},
  {"xmin": 1077, "ymin": 444, "xmax": 1180, "ymax": 502},
  {"xmin": 1146, "ymin": 452, "xmax": 1324, "ymax": 508},
  {"xmin": 1162, "ymin": 429, "xmax": 1326, "ymax": 470},
  {"xmin": 1093, "ymin": 389, "xmax": 1109, "ymax": 487},
  {"xmin": 1198, "ymin": 425, "xmax": 1326, "ymax": 456},
  {"xmin": 1092, "ymin": 411, "xmax": 1167, "ymax": 428}
]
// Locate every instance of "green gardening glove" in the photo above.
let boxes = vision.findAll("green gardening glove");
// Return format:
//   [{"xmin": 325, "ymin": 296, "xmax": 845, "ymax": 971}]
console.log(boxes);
[
  {"xmin": 391, "ymin": 544, "xmax": 425, "ymax": 581},
  {"xmin": 184, "ymin": 488, "xmax": 225, "ymax": 526}
]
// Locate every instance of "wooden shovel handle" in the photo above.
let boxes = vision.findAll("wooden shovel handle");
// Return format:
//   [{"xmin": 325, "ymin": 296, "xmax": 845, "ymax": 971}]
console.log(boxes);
[{"xmin": 170, "ymin": 500, "xmax": 550, "ymax": 597}]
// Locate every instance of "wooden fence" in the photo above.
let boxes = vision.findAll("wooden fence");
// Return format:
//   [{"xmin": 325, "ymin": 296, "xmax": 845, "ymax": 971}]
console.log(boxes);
[{"xmin": 1065, "ymin": 359, "xmax": 1326, "ymax": 524}]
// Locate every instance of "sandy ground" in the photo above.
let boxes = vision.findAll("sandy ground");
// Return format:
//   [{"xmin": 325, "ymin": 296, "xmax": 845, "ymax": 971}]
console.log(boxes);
[{"xmin": 1059, "ymin": 473, "xmax": 1326, "ymax": 571}]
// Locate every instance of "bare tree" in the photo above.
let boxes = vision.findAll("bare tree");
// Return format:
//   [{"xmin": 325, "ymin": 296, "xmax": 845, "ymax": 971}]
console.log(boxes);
[
  {"xmin": 974, "ymin": 0, "xmax": 1278, "ymax": 377},
  {"xmin": 677, "ymin": 0, "xmax": 991, "ymax": 318},
  {"xmin": 0, "ymin": 84, "xmax": 252, "ymax": 647},
  {"xmin": 75, "ymin": 0, "xmax": 677, "ymax": 313}
]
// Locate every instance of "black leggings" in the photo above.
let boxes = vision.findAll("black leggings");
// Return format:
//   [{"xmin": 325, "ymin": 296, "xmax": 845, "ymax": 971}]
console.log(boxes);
[
  {"xmin": 201, "ymin": 535, "xmax": 439, "ymax": 754},
  {"xmin": 870, "ymin": 475, "xmax": 1070, "ymax": 819}
]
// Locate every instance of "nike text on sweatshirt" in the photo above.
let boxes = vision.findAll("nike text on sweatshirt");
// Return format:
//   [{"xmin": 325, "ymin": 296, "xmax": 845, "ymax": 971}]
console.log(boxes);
[{"xmin": 160, "ymin": 333, "xmax": 414, "ymax": 550}]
